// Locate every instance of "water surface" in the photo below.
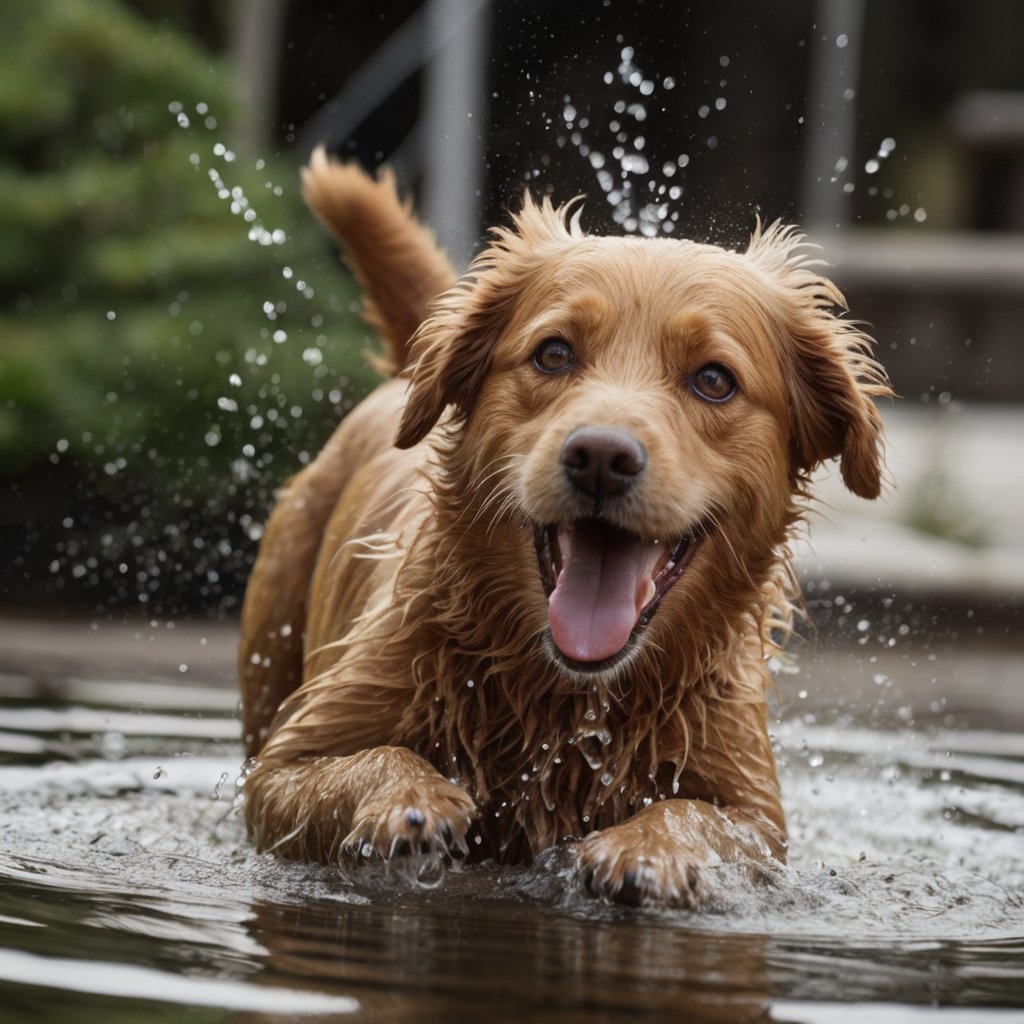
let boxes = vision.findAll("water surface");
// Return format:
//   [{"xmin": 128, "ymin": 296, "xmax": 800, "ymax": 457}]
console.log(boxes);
[{"xmin": 1, "ymin": 646, "xmax": 1022, "ymax": 1022}]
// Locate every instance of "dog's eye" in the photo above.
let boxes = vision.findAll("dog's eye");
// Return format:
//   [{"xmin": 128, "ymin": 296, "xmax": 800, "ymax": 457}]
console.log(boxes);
[
  {"xmin": 532, "ymin": 338, "xmax": 575, "ymax": 374},
  {"xmin": 690, "ymin": 363, "xmax": 737, "ymax": 403}
]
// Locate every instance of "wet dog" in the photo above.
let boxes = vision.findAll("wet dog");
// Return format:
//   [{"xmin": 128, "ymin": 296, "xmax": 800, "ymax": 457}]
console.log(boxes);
[{"xmin": 238, "ymin": 149, "xmax": 889, "ymax": 907}]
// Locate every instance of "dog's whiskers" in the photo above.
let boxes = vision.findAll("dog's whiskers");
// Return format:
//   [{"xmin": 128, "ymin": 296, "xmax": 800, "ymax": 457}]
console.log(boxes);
[
  {"xmin": 702, "ymin": 507, "xmax": 762, "ymax": 597},
  {"xmin": 449, "ymin": 454, "xmax": 526, "ymax": 543}
]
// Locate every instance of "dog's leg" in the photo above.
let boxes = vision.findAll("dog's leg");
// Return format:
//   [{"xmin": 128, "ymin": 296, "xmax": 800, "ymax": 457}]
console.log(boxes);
[
  {"xmin": 244, "ymin": 746, "xmax": 477, "ymax": 865},
  {"xmin": 578, "ymin": 799, "xmax": 779, "ymax": 908},
  {"xmin": 238, "ymin": 379, "xmax": 412, "ymax": 758},
  {"xmin": 578, "ymin": 686, "xmax": 786, "ymax": 907},
  {"xmin": 238, "ymin": 451, "xmax": 344, "ymax": 759}
]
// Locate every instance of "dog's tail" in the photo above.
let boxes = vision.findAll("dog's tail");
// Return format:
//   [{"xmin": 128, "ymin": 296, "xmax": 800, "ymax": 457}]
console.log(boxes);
[{"xmin": 302, "ymin": 148, "xmax": 457, "ymax": 374}]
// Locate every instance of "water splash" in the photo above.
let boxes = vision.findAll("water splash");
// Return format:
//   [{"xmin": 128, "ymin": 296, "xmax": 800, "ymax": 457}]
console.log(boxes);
[
  {"xmin": 823, "ymin": 131, "xmax": 928, "ymax": 223},
  {"xmin": 547, "ymin": 41, "xmax": 731, "ymax": 237}
]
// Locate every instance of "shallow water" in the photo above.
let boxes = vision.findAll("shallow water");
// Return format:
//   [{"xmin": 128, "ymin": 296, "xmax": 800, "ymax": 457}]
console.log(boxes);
[{"xmin": 1, "ymin": 658, "xmax": 1023, "ymax": 1022}]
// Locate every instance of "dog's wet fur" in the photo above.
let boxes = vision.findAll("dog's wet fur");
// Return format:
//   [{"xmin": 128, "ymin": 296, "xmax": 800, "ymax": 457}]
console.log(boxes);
[{"xmin": 238, "ymin": 150, "xmax": 889, "ymax": 907}]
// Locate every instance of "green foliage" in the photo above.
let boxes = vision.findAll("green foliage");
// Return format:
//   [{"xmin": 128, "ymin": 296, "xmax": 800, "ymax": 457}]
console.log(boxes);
[{"xmin": 0, "ymin": 0, "xmax": 377, "ymax": 614}]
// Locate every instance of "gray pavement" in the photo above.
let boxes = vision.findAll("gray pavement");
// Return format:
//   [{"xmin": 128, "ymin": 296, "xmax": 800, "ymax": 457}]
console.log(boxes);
[
  {"xmin": 0, "ymin": 614, "xmax": 238, "ymax": 688},
  {"xmin": 0, "ymin": 607, "xmax": 1017, "ymax": 732}
]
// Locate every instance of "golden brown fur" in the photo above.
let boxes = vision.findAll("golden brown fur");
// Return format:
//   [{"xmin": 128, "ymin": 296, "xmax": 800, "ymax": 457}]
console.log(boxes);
[{"xmin": 238, "ymin": 148, "xmax": 889, "ymax": 907}]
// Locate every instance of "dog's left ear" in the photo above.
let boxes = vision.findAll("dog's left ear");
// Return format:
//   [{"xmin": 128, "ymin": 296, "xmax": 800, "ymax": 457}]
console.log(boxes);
[
  {"xmin": 746, "ymin": 224, "xmax": 892, "ymax": 500},
  {"xmin": 396, "ymin": 193, "xmax": 582, "ymax": 449}
]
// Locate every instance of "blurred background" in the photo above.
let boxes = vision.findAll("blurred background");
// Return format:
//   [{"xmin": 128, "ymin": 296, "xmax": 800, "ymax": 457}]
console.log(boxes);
[{"xmin": 1, "ymin": 0, "xmax": 1021, "ymax": 643}]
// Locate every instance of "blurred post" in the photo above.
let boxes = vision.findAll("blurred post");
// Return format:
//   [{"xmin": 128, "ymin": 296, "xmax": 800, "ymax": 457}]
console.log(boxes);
[
  {"xmin": 802, "ymin": 0, "xmax": 865, "ymax": 230},
  {"xmin": 421, "ymin": 0, "xmax": 491, "ymax": 269},
  {"xmin": 230, "ymin": 0, "xmax": 287, "ymax": 158}
]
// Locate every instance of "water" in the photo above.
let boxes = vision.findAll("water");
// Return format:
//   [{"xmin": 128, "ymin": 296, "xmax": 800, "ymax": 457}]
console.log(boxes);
[{"xmin": 1, "ymin": 635, "xmax": 1022, "ymax": 1023}]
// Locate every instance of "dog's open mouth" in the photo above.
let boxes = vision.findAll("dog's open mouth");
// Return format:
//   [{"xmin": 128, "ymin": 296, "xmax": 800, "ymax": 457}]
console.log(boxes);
[{"xmin": 534, "ymin": 519, "xmax": 705, "ymax": 669}]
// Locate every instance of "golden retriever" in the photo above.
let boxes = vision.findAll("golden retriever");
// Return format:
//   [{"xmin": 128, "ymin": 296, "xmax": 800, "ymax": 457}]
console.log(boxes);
[{"xmin": 238, "ymin": 148, "xmax": 889, "ymax": 907}]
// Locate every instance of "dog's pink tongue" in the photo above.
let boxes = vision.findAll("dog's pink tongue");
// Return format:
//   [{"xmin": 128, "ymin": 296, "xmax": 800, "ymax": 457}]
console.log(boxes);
[{"xmin": 548, "ymin": 522, "xmax": 659, "ymax": 663}]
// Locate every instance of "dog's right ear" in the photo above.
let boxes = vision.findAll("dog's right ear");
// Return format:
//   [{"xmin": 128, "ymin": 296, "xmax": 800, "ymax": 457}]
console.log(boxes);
[
  {"xmin": 393, "ymin": 276, "xmax": 510, "ymax": 449},
  {"xmin": 395, "ymin": 194, "xmax": 582, "ymax": 449}
]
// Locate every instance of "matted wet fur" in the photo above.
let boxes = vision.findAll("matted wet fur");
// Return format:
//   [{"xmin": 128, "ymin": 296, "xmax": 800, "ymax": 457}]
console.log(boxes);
[{"xmin": 239, "ymin": 148, "xmax": 890, "ymax": 908}]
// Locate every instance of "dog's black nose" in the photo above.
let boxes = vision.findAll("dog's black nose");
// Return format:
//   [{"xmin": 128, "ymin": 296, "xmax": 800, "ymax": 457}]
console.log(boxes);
[{"xmin": 561, "ymin": 427, "xmax": 647, "ymax": 498}]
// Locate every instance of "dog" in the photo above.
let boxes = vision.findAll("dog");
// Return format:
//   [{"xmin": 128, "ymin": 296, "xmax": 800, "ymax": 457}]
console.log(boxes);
[{"xmin": 238, "ymin": 147, "xmax": 889, "ymax": 907}]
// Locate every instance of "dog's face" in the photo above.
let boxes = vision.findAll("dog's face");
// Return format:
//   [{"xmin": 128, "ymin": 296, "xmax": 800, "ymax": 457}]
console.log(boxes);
[{"xmin": 396, "ymin": 200, "xmax": 888, "ymax": 678}]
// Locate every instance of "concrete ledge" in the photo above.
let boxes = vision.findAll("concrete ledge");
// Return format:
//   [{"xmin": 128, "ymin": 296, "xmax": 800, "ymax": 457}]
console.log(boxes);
[{"xmin": 814, "ymin": 229, "xmax": 1024, "ymax": 294}]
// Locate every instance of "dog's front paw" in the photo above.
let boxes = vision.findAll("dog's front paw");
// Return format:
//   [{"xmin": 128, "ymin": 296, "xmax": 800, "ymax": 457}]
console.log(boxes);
[
  {"xmin": 579, "ymin": 825, "xmax": 707, "ymax": 909},
  {"xmin": 577, "ymin": 799, "xmax": 774, "ymax": 909},
  {"xmin": 343, "ymin": 775, "xmax": 477, "ymax": 865}
]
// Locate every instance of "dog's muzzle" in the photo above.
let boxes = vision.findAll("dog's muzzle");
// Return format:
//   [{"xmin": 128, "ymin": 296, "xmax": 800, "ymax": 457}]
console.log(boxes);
[{"xmin": 532, "ymin": 427, "xmax": 707, "ymax": 670}]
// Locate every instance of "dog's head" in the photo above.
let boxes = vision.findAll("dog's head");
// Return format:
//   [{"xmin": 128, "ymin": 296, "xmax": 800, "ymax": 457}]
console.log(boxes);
[{"xmin": 396, "ymin": 198, "xmax": 890, "ymax": 677}]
